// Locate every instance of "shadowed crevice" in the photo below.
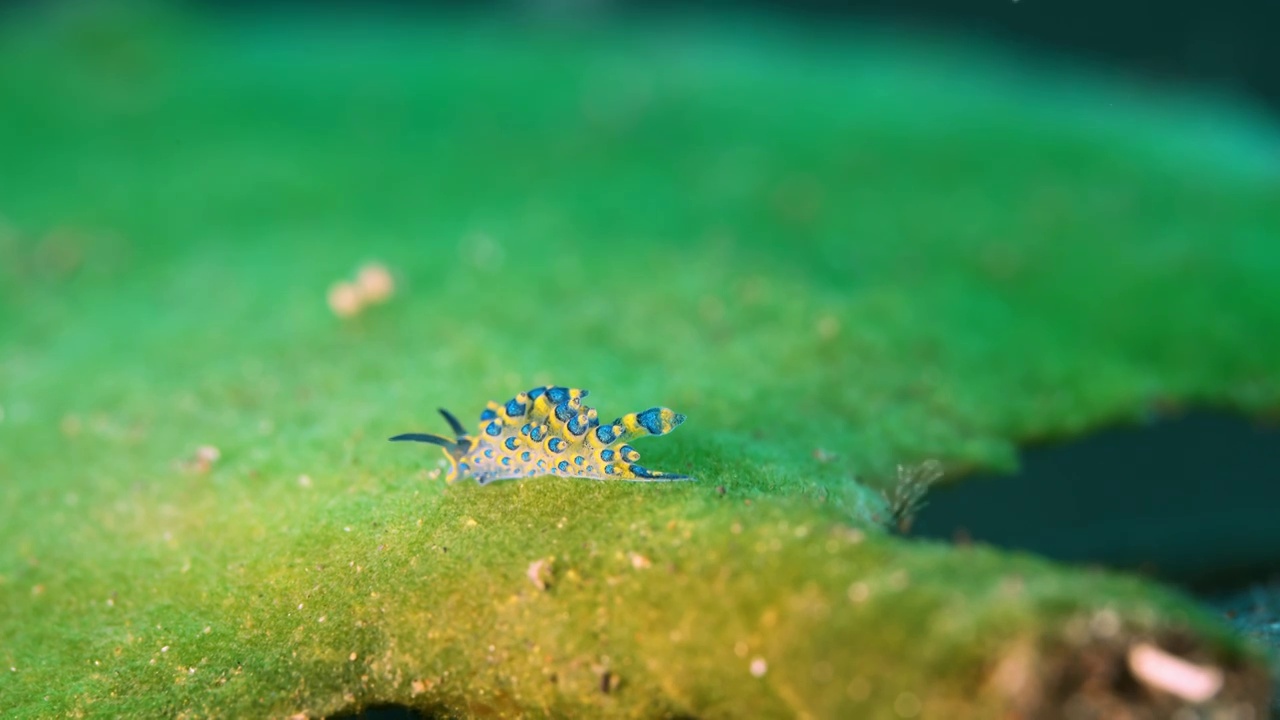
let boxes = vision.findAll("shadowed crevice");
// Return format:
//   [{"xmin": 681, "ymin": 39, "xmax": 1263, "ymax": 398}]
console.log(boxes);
[{"xmin": 327, "ymin": 703, "xmax": 432, "ymax": 720}]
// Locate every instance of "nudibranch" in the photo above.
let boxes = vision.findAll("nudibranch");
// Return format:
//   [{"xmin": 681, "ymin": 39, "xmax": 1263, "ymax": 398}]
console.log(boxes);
[{"xmin": 390, "ymin": 386, "xmax": 692, "ymax": 484}]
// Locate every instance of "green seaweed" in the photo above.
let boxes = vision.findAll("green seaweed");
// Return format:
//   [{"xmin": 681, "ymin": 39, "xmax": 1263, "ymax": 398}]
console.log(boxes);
[{"xmin": 1, "ymin": 5, "xmax": 1277, "ymax": 717}]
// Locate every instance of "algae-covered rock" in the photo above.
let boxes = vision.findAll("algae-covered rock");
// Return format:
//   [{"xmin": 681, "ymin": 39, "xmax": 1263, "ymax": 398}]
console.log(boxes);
[{"xmin": 1, "ymin": 6, "xmax": 1277, "ymax": 718}]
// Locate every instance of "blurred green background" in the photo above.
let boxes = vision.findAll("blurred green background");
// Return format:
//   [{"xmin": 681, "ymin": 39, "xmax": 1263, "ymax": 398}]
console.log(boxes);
[{"xmin": 1, "ymin": 2, "xmax": 1277, "ymax": 718}]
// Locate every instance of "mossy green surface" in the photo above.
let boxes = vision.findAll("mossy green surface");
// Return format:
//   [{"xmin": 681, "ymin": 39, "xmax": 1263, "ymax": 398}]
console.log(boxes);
[{"xmin": 1, "ymin": 6, "xmax": 1278, "ymax": 718}]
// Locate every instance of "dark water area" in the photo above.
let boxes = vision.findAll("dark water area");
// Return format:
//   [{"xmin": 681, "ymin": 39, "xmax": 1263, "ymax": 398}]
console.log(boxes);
[{"xmin": 911, "ymin": 411, "xmax": 1280, "ymax": 594}]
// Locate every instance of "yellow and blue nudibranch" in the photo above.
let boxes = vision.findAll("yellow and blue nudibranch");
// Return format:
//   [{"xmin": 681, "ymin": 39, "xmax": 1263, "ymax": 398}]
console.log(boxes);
[{"xmin": 390, "ymin": 386, "xmax": 692, "ymax": 484}]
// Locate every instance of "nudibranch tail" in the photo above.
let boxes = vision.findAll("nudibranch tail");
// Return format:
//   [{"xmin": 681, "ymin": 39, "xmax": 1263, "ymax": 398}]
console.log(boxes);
[{"xmin": 391, "ymin": 386, "xmax": 693, "ymax": 485}]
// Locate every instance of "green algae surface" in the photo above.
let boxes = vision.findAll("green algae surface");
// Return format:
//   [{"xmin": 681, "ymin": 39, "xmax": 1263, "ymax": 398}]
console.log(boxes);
[{"xmin": 2, "ymin": 7, "xmax": 1278, "ymax": 718}]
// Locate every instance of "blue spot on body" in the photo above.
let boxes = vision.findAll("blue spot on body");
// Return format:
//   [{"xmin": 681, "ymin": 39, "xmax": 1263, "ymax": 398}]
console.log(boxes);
[
  {"xmin": 605, "ymin": 464, "xmax": 615, "ymax": 474},
  {"xmin": 620, "ymin": 445, "xmax": 638, "ymax": 461},
  {"xmin": 505, "ymin": 399, "xmax": 527, "ymax": 417},
  {"xmin": 631, "ymin": 464, "xmax": 655, "ymax": 478},
  {"xmin": 600, "ymin": 449, "xmax": 615, "ymax": 461},
  {"xmin": 595, "ymin": 425, "xmax": 616, "ymax": 444},
  {"xmin": 528, "ymin": 387, "xmax": 546, "ymax": 400},
  {"xmin": 567, "ymin": 415, "xmax": 586, "ymax": 435},
  {"xmin": 548, "ymin": 437, "xmax": 566, "ymax": 453},
  {"xmin": 574, "ymin": 456, "xmax": 584, "ymax": 466},
  {"xmin": 485, "ymin": 421, "xmax": 502, "ymax": 436},
  {"xmin": 480, "ymin": 408, "xmax": 497, "ymax": 421},
  {"xmin": 484, "ymin": 448, "xmax": 494, "ymax": 458},
  {"xmin": 554, "ymin": 403, "xmax": 573, "ymax": 421},
  {"xmin": 547, "ymin": 387, "xmax": 569, "ymax": 404},
  {"xmin": 537, "ymin": 459, "xmax": 546, "ymax": 469},
  {"xmin": 520, "ymin": 451, "xmax": 531, "ymax": 462},
  {"xmin": 530, "ymin": 426, "xmax": 544, "ymax": 442},
  {"xmin": 504, "ymin": 437, "xmax": 518, "ymax": 451},
  {"xmin": 636, "ymin": 408, "xmax": 663, "ymax": 435},
  {"xmin": 501, "ymin": 456, "xmax": 511, "ymax": 466},
  {"xmin": 459, "ymin": 462, "xmax": 470, "ymax": 474},
  {"xmin": 557, "ymin": 460, "xmax": 569, "ymax": 472},
  {"xmin": 520, "ymin": 423, "xmax": 531, "ymax": 436}
]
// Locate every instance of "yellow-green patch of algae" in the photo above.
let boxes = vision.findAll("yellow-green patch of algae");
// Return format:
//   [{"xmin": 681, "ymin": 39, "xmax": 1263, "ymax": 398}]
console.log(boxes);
[{"xmin": 1, "ymin": 5, "xmax": 1277, "ymax": 717}]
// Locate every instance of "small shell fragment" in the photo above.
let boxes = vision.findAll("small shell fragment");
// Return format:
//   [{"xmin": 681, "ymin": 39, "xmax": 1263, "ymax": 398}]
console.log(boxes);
[
  {"xmin": 327, "ymin": 281, "xmax": 362, "ymax": 318},
  {"xmin": 1126, "ymin": 642, "xmax": 1223, "ymax": 703},
  {"xmin": 527, "ymin": 558, "xmax": 553, "ymax": 591},
  {"xmin": 355, "ymin": 263, "xmax": 395, "ymax": 304}
]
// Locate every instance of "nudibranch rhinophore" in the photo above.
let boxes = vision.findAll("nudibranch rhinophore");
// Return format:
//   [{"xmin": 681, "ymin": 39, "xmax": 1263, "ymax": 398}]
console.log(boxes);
[{"xmin": 390, "ymin": 386, "xmax": 692, "ymax": 484}]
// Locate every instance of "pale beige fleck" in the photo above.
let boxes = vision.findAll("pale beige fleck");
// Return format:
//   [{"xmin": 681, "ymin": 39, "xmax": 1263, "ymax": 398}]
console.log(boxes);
[
  {"xmin": 354, "ymin": 263, "xmax": 395, "ymax": 304},
  {"xmin": 1127, "ymin": 643, "xmax": 1223, "ymax": 703},
  {"xmin": 988, "ymin": 639, "xmax": 1037, "ymax": 700},
  {"xmin": 527, "ymin": 558, "xmax": 553, "ymax": 591},
  {"xmin": 328, "ymin": 281, "xmax": 362, "ymax": 318}
]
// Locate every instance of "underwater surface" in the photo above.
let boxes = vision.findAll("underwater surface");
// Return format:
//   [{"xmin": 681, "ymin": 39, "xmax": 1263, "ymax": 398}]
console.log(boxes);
[{"xmin": 1, "ymin": 4, "xmax": 1278, "ymax": 718}]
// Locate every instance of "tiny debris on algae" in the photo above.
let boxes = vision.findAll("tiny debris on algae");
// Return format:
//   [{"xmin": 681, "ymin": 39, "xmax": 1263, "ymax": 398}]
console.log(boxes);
[
  {"xmin": 180, "ymin": 445, "xmax": 221, "ymax": 474},
  {"xmin": 527, "ymin": 558, "xmax": 553, "ymax": 591},
  {"xmin": 1127, "ymin": 643, "xmax": 1223, "ymax": 703},
  {"xmin": 327, "ymin": 281, "xmax": 362, "ymax": 318},
  {"xmin": 355, "ymin": 263, "xmax": 395, "ymax": 304},
  {"xmin": 327, "ymin": 261, "xmax": 396, "ymax": 318}
]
